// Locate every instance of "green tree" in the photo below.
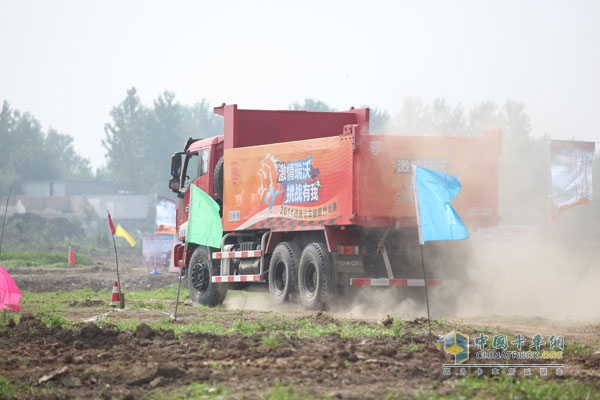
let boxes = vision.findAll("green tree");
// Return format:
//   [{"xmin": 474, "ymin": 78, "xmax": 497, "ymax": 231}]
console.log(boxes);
[
  {"xmin": 361, "ymin": 106, "xmax": 390, "ymax": 134},
  {"xmin": 44, "ymin": 129, "xmax": 93, "ymax": 180},
  {"xmin": 289, "ymin": 98, "xmax": 336, "ymax": 112},
  {"xmin": 0, "ymin": 101, "xmax": 18, "ymax": 195},
  {"xmin": 430, "ymin": 98, "xmax": 467, "ymax": 135},
  {"xmin": 102, "ymin": 87, "xmax": 150, "ymax": 194},
  {"xmin": 148, "ymin": 91, "xmax": 186, "ymax": 196},
  {"xmin": 180, "ymin": 99, "xmax": 223, "ymax": 140},
  {"xmin": 0, "ymin": 100, "xmax": 92, "ymax": 196},
  {"xmin": 468, "ymin": 100, "xmax": 504, "ymax": 136},
  {"xmin": 102, "ymin": 89, "xmax": 223, "ymax": 196},
  {"xmin": 390, "ymin": 97, "xmax": 431, "ymax": 134}
]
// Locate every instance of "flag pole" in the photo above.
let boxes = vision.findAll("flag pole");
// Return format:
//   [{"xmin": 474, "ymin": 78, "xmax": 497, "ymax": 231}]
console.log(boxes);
[
  {"xmin": 412, "ymin": 166, "xmax": 432, "ymax": 347},
  {"xmin": 0, "ymin": 187, "xmax": 12, "ymax": 257},
  {"xmin": 107, "ymin": 210, "xmax": 122, "ymax": 304},
  {"xmin": 172, "ymin": 265, "xmax": 184, "ymax": 322}
]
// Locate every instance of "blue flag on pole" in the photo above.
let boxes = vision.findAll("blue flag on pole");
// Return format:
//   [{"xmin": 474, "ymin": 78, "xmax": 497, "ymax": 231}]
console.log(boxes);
[
  {"xmin": 187, "ymin": 185, "xmax": 223, "ymax": 248},
  {"xmin": 414, "ymin": 166, "xmax": 469, "ymax": 244}
]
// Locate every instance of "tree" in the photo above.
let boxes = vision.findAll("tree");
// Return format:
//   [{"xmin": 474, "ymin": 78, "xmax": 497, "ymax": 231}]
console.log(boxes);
[
  {"xmin": 289, "ymin": 98, "xmax": 336, "ymax": 112},
  {"xmin": 467, "ymin": 101, "xmax": 504, "ymax": 136},
  {"xmin": 390, "ymin": 97, "xmax": 431, "ymax": 134},
  {"xmin": 0, "ymin": 101, "xmax": 18, "ymax": 195},
  {"xmin": 360, "ymin": 106, "xmax": 390, "ymax": 134},
  {"xmin": 180, "ymin": 99, "xmax": 223, "ymax": 140},
  {"xmin": 44, "ymin": 129, "xmax": 93, "ymax": 180},
  {"xmin": 102, "ymin": 89, "xmax": 223, "ymax": 196},
  {"xmin": 147, "ymin": 91, "xmax": 186, "ymax": 196},
  {"xmin": 102, "ymin": 88, "xmax": 150, "ymax": 194},
  {"xmin": 0, "ymin": 100, "xmax": 93, "ymax": 196}
]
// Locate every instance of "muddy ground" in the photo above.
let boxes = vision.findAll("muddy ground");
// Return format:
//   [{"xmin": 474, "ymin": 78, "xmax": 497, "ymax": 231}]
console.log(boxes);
[{"xmin": 2, "ymin": 261, "xmax": 600, "ymax": 399}]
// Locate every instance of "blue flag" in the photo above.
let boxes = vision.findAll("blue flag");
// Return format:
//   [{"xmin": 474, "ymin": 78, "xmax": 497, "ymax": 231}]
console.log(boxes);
[
  {"xmin": 414, "ymin": 166, "xmax": 468, "ymax": 244},
  {"xmin": 187, "ymin": 185, "xmax": 223, "ymax": 248}
]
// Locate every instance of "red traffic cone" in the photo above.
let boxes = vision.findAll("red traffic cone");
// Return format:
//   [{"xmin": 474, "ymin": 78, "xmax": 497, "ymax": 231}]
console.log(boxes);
[
  {"xmin": 68, "ymin": 247, "xmax": 77, "ymax": 268},
  {"xmin": 110, "ymin": 281, "xmax": 122, "ymax": 308}
]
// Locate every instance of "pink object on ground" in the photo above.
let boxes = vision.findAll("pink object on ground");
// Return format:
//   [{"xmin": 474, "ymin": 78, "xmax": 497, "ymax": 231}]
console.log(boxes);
[{"xmin": 0, "ymin": 264, "xmax": 22, "ymax": 311}]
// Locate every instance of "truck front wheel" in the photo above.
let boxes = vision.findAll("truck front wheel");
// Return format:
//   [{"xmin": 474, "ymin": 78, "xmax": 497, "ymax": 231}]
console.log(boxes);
[
  {"xmin": 298, "ymin": 242, "xmax": 333, "ymax": 310},
  {"xmin": 188, "ymin": 247, "xmax": 227, "ymax": 307},
  {"xmin": 268, "ymin": 242, "xmax": 300, "ymax": 304}
]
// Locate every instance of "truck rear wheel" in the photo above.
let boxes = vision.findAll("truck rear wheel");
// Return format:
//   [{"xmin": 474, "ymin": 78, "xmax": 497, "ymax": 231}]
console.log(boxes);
[
  {"xmin": 298, "ymin": 242, "xmax": 333, "ymax": 310},
  {"xmin": 268, "ymin": 242, "xmax": 300, "ymax": 304},
  {"xmin": 188, "ymin": 247, "xmax": 227, "ymax": 307}
]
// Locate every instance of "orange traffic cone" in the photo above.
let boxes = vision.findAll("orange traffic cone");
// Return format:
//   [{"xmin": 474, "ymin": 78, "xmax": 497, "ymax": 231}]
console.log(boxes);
[
  {"xmin": 110, "ymin": 281, "xmax": 122, "ymax": 308},
  {"xmin": 68, "ymin": 247, "xmax": 77, "ymax": 268}
]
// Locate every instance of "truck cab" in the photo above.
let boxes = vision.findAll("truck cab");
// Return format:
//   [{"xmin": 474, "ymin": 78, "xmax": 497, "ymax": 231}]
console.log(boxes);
[{"xmin": 169, "ymin": 135, "xmax": 224, "ymax": 243}]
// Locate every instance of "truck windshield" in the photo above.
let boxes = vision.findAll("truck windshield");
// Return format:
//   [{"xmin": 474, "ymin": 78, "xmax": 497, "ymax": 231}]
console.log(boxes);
[{"xmin": 182, "ymin": 148, "xmax": 210, "ymax": 190}]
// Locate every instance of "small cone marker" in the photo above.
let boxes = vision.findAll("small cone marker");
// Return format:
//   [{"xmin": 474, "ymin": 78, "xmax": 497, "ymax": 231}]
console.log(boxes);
[
  {"xmin": 110, "ymin": 281, "xmax": 122, "ymax": 308},
  {"xmin": 68, "ymin": 246, "xmax": 77, "ymax": 268}
]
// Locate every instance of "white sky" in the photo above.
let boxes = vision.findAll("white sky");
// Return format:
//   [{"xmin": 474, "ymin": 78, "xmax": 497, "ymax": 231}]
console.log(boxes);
[{"xmin": 1, "ymin": 0, "xmax": 599, "ymax": 169}]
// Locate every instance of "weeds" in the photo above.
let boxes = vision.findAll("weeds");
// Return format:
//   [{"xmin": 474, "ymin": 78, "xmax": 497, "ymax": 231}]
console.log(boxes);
[{"xmin": 421, "ymin": 375, "xmax": 600, "ymax": 400}]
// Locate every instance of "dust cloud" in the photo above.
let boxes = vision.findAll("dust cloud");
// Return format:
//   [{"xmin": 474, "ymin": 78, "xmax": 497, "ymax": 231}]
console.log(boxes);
[
  {"xmin": 328, "ymin": 229, "xmax": 600, "ymax": 323},
  {"xmin": 221, "ymin": 229, "xmax": 599, "ymax": 324},
  {"xmin": 464, "ymin": 227, "xmax": 600, "ymax": 322}
]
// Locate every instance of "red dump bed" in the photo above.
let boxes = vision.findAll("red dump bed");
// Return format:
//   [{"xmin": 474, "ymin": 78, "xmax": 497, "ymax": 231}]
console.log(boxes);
[{"xmin": 218, "ymin": 105, "xmax": 500, "ymax": 232}]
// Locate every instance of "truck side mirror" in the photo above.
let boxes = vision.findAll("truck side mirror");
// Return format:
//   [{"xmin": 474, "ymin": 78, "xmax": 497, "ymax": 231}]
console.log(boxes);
[
  {"xmin": 169, "ymin": 153, "xmax": 183, "ymax": 193},
  {"xmin": 169, "ymin": 177, "xmax": 180, "ymax": 193}
]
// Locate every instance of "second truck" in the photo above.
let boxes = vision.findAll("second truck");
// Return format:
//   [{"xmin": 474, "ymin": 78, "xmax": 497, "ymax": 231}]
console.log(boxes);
[{"xmin": 169, "ymin": 104, "xmax": 501, "ymax": 310}]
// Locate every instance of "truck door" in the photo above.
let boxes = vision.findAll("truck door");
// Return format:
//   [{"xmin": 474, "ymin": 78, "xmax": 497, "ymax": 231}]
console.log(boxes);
[{"xmin": 176, "ymin": 147, "xmax": 211, "ymax": 234}]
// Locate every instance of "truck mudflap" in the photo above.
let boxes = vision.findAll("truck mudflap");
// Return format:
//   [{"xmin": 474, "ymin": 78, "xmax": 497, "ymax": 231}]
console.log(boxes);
[
  {"xmin": 350, "ymin": 278, "xmax": 477, "ymax": 287},
  {"xmin": 212, "ymin": 250, "xmax": 262, "ymax": 259},
  {"xmin": 213, "ymin": 274, "xmax": 262, "ymax": 283}
]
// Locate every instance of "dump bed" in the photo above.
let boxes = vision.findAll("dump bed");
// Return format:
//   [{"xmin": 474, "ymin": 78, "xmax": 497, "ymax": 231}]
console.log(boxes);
[
  {"xmin": 355, "ymin": 130, "xmax": 501, "ymax": 228},
  {"xmin": 221, "ymin": 129, "xmax": 500, "ymax": 232}
]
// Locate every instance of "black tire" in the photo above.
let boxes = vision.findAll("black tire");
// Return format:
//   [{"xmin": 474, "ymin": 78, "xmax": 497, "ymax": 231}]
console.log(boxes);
[
  {"xmin": 187, "ymin": 247, "xmax": 227, "ymax": 307},
  {"xmin": 268, "ymin": 242, "xmax": 300, "ymax": 304},
  {"xmin": 214, "ymin": 156, "xmax": 224, "ymax": 200},
  {"xmin": 297, "ymin": 242, "xmax": 333, "ymax": 310}
]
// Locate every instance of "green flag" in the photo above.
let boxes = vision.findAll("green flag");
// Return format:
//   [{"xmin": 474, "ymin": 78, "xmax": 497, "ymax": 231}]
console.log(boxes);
[{"xmin": 187, "ymin": 185, "xmax": 223, "ymax": 248}]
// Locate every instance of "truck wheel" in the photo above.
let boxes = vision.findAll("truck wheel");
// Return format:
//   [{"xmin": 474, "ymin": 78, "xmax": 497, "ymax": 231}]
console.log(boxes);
[
  {"xmin": 298, "ymin": 242, "xmax": 333, "ymax": 310},
  {"xmin": 214, "ymin": 156, "xmax": 224, "ymax": 200},
  {"xmin": 188, "ymin": 247, "xmax": 227, "ymax": 307},
  {"xmin": 268, "ymin": 242, "xmax": 300, "ymax": 304}
]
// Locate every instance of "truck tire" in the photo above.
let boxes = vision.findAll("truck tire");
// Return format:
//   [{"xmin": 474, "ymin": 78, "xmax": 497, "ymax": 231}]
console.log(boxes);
[
  {"xmin": 268, "ymin": 242, "xmax": 300, "ymax": 304},
  {"xmin": 214, "ymin": 156, "xmax": 224, "ymax": 200},
  {"xmin": 297, "ymin": 242, "xmax": 333, "ymax": 310},
  {"xmin": 188, "ymin": 247, "xmax": 227, "ymax": 307}
]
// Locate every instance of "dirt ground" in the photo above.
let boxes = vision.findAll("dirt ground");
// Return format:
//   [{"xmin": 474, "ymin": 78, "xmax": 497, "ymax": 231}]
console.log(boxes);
[{"xmin": 2, "ymin": 261, "xmax": 600, "ymax": 399}]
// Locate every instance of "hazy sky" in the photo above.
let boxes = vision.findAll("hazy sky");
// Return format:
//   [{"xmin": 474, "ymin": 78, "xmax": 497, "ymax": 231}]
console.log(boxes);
[{"xmin": 1, "ymin": 0, "xmax": 599, "ymax": 169}]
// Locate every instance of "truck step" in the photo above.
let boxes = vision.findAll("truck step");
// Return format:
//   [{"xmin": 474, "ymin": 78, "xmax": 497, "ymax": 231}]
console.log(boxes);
[
  {"xmin": 212, "ymin": 274, "xmax": 262, "ymax": 283},
  {"xmin": 350, "ymin": 278, "xmax": 476, "ymax": 287},
  {"xmin": 212, "ymin": 250, "xmax": 262, "ymax": 259}
]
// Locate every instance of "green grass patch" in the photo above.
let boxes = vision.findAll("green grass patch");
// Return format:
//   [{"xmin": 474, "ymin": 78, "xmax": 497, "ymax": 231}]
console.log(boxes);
[
  {"xmin": 564, "ymin": 341, "xmax": 591, "ymax": 355},
  {"xmin": 143, "ymin": 382, "xmax": 230, "ymax": 399},
  {"xmin": 0, "ymin": 250, "xmax": 93, "ymax": 268},
  {"xmin": 419, "ymin": 375, "xmax": 600, "ymax": 400},
  {"xmin": 0, "ymin": 376, "xmax": 18, "ymax": 398}
]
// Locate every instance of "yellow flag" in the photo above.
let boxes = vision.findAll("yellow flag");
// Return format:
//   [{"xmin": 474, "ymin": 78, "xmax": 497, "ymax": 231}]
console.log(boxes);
[{"xmin": 115, "ymin": 224, "xmax": 136, "ymax": 247}]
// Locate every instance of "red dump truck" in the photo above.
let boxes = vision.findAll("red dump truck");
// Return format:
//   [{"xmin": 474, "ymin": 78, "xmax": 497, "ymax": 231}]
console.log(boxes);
[{"xmin": 169, "ymin": 104, "xmax": 501, "ymax": 310}]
